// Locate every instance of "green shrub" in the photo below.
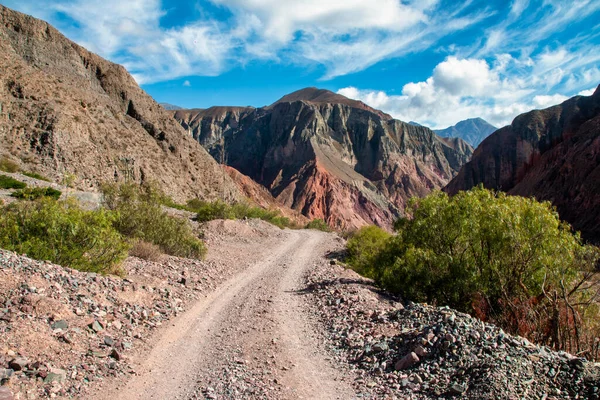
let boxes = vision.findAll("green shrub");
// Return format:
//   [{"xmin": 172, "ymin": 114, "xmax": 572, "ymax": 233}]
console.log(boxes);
[
  {"xmin": 22, "ymin": 171, "xmax": 51, "ymax": 182},
  {"xmin": 348, "ymin": 187, "xmax": 600, "ymax": 358},
  {"xmin": 102, "ymin": 183, "xmax": 206, "ymax": 259},
  {"xmin": 0, "ymin": 198, "xmax": 129, "ymax": 274},
  {"xmin": 0, "ymin": 175, "xmax": 26, "ymax": 189},
  {"xmin": 346, "ymin": 226, "xmax": 390, "ymax": 276},
  {"xmin": 305, "ymin": 219, "xmax": 331, "ymax": 232},
  {"xmin": 187, "ymin": 198, "xmax": 294, "ymax": 229},
  {"xmin": 11, "ymin": 187, "xmax": 62, "ymax": 200},
  {"xmin": 0, "ymin": 156, "xmax": 19, "ymax": 173}
]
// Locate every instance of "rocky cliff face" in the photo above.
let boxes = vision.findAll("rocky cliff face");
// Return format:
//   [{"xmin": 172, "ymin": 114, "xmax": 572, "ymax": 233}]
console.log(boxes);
[
  {"xmin": 0, "ymin": 5, "xmax": 240, "ymax": 202},
  {"xmin": 446, "ymin": 86, "xmax": 600, "ymax": 242},
  {"xmin": 173, "ymin": 89, "xmax": 473, "ymax": 230}
]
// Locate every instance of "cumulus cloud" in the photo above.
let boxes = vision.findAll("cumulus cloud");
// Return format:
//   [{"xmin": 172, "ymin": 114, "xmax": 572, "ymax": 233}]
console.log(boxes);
[
  {"xmin": 337, "ymin": 52, "xmax": 595, "ymax": 129},
  {"xmin": 183, "ymin": 80, "xmax": 191, "ymax": 87}
]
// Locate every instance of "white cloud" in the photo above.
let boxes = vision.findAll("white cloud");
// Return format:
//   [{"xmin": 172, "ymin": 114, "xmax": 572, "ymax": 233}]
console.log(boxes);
[
  {"xmin": 211, "ymin": 0, "xmax": 426, "ymax": 42},
  {"xmin": 432, "ymin": 57, "xmax": 499, "ymax": 96},
  {"xmin": 3, "ymin": 0, "xmax": 490, "ymax": 83},
  {"xmin": 337, "ymin": 53, "xmax": 596, "ymax": 129},
  {"xmin": 532, "ymin": 94, "xmax": 568, "ymax": 108},
  {"xmin": 579, "ymin": 88, "xmax": 596, "ymax": 96},
  {"xmin": 183, "ymin": 80, "xmax": 191, "ymax": 87}
]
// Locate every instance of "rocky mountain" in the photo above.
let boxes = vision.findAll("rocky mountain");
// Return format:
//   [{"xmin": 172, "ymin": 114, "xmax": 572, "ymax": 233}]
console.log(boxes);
[
  {"xmin": 159, "ymin": 103, "xmax": 185, "ymax": 111},
  {"xmin": 0, "ymin": 5, "xmax": 239, "ymax": 202},
  {"xmin": 434, "ymin": 117, "xmax": 497, "ymax": 147},
  {"xmin": 446, "ymin": 86, "xmax": 600, "ymax": 243},
  {"xmin": 173, "ymin": 88, "xmax": 473, "ymax": 230}
]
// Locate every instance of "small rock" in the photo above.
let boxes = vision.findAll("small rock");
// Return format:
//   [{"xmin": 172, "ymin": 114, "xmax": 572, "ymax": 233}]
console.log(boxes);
[
  {"xmin": 448, "ymin": 383, "xmax": 466, "ymax": 395},
  {"xmin": 110, "ymin": 349, "xmax": 122, "ymax": 361},
  {"xmin": 0, "ymin": 387, "xmax": 14, "ymax": 400},
  {"xmin": 51, "ymin": 320, "xmax": 68, "ymax": 331},
  {"xmin": 112, "ymin": 320, "xmax": 123, "ymax": 330},
  {"xmin": 0, "ymin": 368, "xmax": 14, "ymax": 382},
  {"xmin": 8, "ymin": 357, "xmax": 29, "ymax": 371},
  {"xmin": 90, "ymin": 320, "xmax": 103, "ymax": 333},
  {"xmin": 395, "ymin": 352, "xmax": 419, "ymax": 370},
  {"xmin": 104, "ymin": 336, "xmax": 115, "ymax": 347},
  {"xmin": 414, "ymin": 345, "xmax": 427, "ymax": 357},
  {"xmin": 330, "ymin": 260, "xmax": 337, "ymax": 265},
  {"xmin": 372, "ymin": 342, "xmax": 389, "ymax": 352},
  {"xmin": 44, "ymin": 368, "xmax": 66, "ymax": 384}
]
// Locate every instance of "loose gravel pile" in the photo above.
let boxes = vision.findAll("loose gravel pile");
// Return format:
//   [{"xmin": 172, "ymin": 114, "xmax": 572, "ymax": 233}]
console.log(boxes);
[{"xmin": 305, "ymin": 260, "xmax": 600, "ymax": 399}]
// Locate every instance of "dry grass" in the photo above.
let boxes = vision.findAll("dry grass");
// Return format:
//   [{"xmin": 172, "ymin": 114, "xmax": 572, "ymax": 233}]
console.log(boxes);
[{"xmin": 129, "ymin": 240, "xmax": 164, "ymax": 262}]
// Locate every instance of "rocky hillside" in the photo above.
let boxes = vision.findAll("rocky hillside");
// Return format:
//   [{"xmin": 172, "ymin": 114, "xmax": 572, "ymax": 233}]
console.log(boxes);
[
  {"xmin": 173, "ymin": 88, "xmax": 473, "ymax": 230},
  {"xmin": 446, "ymin": 86, "xmax": 600, "ymax": 243},
  {"xmin": 0, "ymin": 5, "xmax": 239, "ymax": 202},
  {"xmin": 434, "ymin": 118, "xmax": 497, "ymax": 147}
]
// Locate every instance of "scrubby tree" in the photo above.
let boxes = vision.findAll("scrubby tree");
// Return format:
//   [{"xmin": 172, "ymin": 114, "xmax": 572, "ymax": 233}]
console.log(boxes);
[{"xmin": 348, "ymin": 186, "xmax": 600, "ymax": 358}]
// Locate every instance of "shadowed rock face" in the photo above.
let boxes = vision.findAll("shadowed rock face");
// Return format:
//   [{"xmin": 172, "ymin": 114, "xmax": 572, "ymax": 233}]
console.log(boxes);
[
  {"xmin": 446, "ymin": 85, "xmax": 600, "ymax": 243},
  {"xmin": 0, "ymin": 5, "xmax": 240, "ymax": 202},
  {"xmin": 173, "ymin": 89, "xmax": 473, "ymax": 230}
]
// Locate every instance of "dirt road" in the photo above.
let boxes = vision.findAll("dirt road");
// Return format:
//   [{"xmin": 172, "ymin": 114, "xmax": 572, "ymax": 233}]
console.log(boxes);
[{"xmin": 93, "ymin": 229, "xmax": 356, "ymax": 400}]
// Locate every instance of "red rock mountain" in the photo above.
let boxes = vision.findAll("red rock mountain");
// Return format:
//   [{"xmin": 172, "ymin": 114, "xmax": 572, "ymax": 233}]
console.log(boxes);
[
  {"xmin": 0, "ymin": 5, "xmax": 240, "ymax": 202},
  {"xmin": 173, "ymin": 89, "xmax": 473, "ymax": 230},
  {"xmin": 446, "ymin": 85, "xmax": 600, "ymax": 243}
]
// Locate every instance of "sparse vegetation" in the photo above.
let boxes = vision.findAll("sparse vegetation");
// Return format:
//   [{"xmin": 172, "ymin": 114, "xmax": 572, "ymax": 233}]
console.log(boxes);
[
  {"xmin": 0, "ymin": 198, "xmax": 129, "ymax": 274},
  {"xmin": 186, "ymin": 199, "xmax": 295, "ymax": 229},
  {"xmin": 61, "ymin": 173, "xmax": 77, "ymax": 188},
  {"xmin": 129, "ymin": 240, "xmax": 163, "ymax": 262},
  {"xmin": 347, "ymin": 187, "xmax": 600, "ymax": 359},
  {"xmin": 0, "ymin": 156, "xmax": 19, "ymax": 173},
  {"xmin": 102, "ymin": 183, "xmax": 206, "ymax": 259},
  {"xmin": 0, "ymin": 175, "xmax": 27, "ymax": 189},
  {"xmin": 305, "ymin": 218, "xmax": 331, "ymax": 232},
  {"xmin": 346, "ymin": 225, "xmax": 390, "ymax": 276},
  {"xmin": 22, "ymin": 171, "xmax": 51, "ymax": 181},
  {"xmin": 11, "ymin": 187, "xmax": 62, "ymax": 200}
]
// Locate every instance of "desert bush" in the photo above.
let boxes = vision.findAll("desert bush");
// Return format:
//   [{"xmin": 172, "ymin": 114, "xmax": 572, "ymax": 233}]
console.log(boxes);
[
  {"xmin": 305, "ymin": 218, "xmax": 331, "ymax": 232},
  {"xmin": 102, "ymin": 183, "xmax": 206, "ymax": 259},
  {"xmin": 0, "ymin": 175, "xmax": 26, "ymax": 189},
  {"xmin": 0, "ymin": 156, "xmax": 19, "ymax": 173},
  {"xmin": 188, "ymin": 198, "xmax": 294, "ymax": 229},
  {"xmin": 129, "ymin": 240, "xmax": 163, "ymax": 262},
  {"xmin": 22, "ymin": 171, "xmax": 51, "ymax": 182},
  {"xmin": 11, "ymin": 187, "xmax": 62, "ymax": 200},
  {"xmin": 348, "ymin": 187, "xmax": 600, "ymax": 358},
  {"xmin": 346, "ymin": 226, "xmax": 390, "ymax": 276},
  {"xmin": 0, "ymin": 198, "xmax": 129, "ymax": 274}
]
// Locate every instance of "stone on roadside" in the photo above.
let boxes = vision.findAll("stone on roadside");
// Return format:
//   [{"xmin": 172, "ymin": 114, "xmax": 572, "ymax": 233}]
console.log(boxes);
[
  {"xmin": 0, "ymin": 387, "xmax": 14, "ymax": 400},
  {"xmin": 90, "ymin": 320, "xmax": 103, "ymax": 333},
  {"xmin": 51, "ymin": 320, "xmax": 68, "ymax": 331},
  {"xmin": 394, "ymin": 352, "xmax": 419, "ymax": 370},
  {"xmin": 110, "ymin": 349, "xmax": 122, "ymax": 361},
  {"xmin": 8, "ymin": 357, "xmax": 29, "ymax": 371},
  {"xmin": 44, "ymin": 368, "xmax": 66, "ymax": 384}
]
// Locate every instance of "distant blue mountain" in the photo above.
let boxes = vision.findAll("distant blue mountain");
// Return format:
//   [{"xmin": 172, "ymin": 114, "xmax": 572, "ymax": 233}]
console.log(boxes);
[{"xmin": 434, "ymin": 118, "xmax": 497, "ymax": 147}]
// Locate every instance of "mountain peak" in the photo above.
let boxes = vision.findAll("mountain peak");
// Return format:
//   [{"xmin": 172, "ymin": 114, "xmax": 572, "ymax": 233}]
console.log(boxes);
[
  {"xmin": 271, "ymin": 87, "xmax": 393, "ymax": 120},
  {"xmin": 434, "ymin": 118, "xmax": 497, "ymax": 147}
]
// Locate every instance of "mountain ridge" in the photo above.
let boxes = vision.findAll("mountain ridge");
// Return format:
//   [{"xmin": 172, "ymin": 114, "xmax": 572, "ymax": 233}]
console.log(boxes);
[
  {"xmin": 172, "ymin": 88, "xmax": 473, "ymax": 229},
  {"xmin": 0, "ymin": 5, "xmax": 240, "ymax": 202}
]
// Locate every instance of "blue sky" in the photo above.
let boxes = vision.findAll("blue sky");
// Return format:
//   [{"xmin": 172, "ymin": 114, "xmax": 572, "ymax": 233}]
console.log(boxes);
[{"xmin": 4, "ymin": 0, "xmax": 600, "ymax": 128}]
